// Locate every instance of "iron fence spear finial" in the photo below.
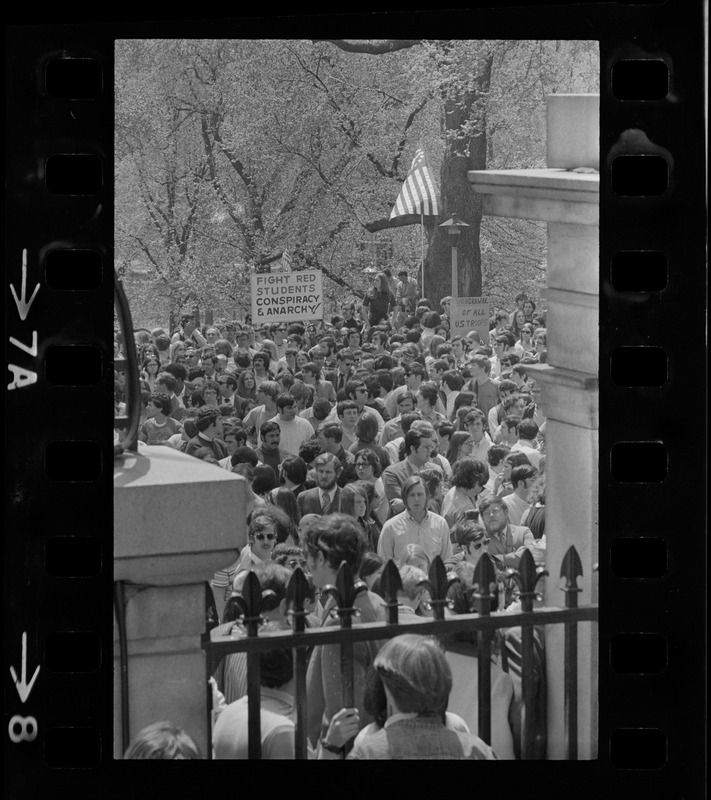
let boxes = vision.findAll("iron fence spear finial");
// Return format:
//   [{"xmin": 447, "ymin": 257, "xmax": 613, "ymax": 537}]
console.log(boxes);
[
  {"xmin": 379, "ymin": 559, "xmax": 403, "ymax": 624},
  {"xmin": 321, "ymin": 561, "xmax": 368, "ymax": 628},
  {"xmin": 418, "ymin": 555, "xmax": 459, "ymax": 620}
]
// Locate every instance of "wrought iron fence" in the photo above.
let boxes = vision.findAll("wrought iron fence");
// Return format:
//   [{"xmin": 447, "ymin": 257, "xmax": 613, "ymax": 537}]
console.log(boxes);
[{"xmin": 202, "ymin": 545, "xmax": 597, "ymax": 760}]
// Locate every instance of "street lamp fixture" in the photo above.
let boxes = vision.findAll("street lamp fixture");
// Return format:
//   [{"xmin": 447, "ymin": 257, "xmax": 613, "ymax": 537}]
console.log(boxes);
[{"xmin": 439, "ymin": 213, "xmax": 470, "ymax": 299}]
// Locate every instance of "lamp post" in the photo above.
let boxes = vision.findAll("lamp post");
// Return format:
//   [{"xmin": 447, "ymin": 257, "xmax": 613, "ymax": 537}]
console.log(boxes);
[{"xmin": 439, "ymin": 213, "xmax": 470, "ymax": 299}]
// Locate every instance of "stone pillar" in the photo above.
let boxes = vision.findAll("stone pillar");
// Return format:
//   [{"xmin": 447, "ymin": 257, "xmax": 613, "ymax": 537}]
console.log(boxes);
[
  {"xmin": 468, "ymin": 93, "xmax": 599, "ymax": 759},
  {"xmin": 114, "ymin": 446, "xmax": 247, "ymax": 758}
]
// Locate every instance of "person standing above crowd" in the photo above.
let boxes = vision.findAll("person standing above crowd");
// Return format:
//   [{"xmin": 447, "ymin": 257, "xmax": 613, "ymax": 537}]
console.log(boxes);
[{"xmin": 361, "ymin": 272, "xmax": 396, "ymax": 328}]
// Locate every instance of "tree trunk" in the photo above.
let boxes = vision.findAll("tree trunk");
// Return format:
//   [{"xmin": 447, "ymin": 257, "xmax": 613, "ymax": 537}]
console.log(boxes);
[{"xmin": 424, "ymin": 54, "xmax": 492, "ymax": 311}]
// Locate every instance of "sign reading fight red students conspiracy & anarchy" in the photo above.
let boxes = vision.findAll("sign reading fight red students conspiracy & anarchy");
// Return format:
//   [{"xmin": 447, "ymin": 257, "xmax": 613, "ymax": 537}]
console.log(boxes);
[
  {"xmin": 250, "ymin": 269, "xmax": 324, "ymax": 324},
  {"xmin": 449, "ymin": 296, "xmax": 491, "ymax": 343}
]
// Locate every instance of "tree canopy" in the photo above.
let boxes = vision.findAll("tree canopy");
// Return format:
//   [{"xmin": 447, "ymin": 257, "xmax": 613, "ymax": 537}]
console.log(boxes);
[{"xmin": 115, "ymin": 38, "xmax": 598, "ymax": 329}]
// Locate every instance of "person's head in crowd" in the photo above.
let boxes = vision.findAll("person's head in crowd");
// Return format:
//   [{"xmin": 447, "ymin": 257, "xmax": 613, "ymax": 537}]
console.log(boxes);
[
  {"xmin": 252, "ymin": 464, "xmax": 278, "ymax": 500},
  {"xmin": 450, "ymin": 336, "xmax": 468, "ymax": 363},
  {"xmin": 399, "ymin": 343, "xmax": 421, "ymax": 367},
  {"xmin": 339, "ymin": 482, "xmax": 370, "ymax": 522},
  {"xmin": 301, "ymin": 362, "xmax": 321, "ymax": 387},
  {"xmin": 275, "ymin": 394, "xmax": 298, "ymax": 422},
  {"xmin": 523, "ymin": 299, "xmax": 536, "ymax": 319},
  {"xmin": 502, "ymin": 451, "xmax": 532, "ymax": 484},
  {"xmin": 451, "ymin": 457, "xmax": 489, "ymax": 495},
  {"xmin": 336, "ymin": 348, "xmax": 356, "ymax": 374},
  {"xmin": 440, "ymin": 370, "xmax": 465, "ymax": 394},
  {"xmin": 402, "ymin": 430, "xmax": 432, "ymax": 468},
  {"xmin": 260, "ymin": 420, "xmax": 281, "ymax": 452},
  {"xmin": 309, "ymin": 397, "xmax": 332, "ymax": 423},
  {"xmin": 195, "ymin": 406, "xmax": 222, "ymax": 438},
  {"xmin": 298, "ymin": 439, "xmax": 322, "ymax": 469},
  {"xmin": 213, "ymin": 338, "xmax": 234, "ymax": 359},
  {"xmin": 201, "ymin": 379, "xmax": 221, "ymax": 407},
  {"xmin": 268, "ymin": 488, "xmax": 300, "ymax": 536},
  {"xmin": 359, "ymin": 552, "xmax": 386, "ymax": 592},
  {"xmin": 493, "ymin": 310, "xmax": 511, "ymax": 330},
  {"xmin": 404, "ymin": 327, "xmax": 423, "ymax": 346},
  {"xmin": 297, "ymin": 513, "xmax": 322, "ymax": 549},
  {"xmin": 256, "ymin": 380, "xmax": 281, "ymax": 407},
  {"xmin": 416, "ymin": 383, "xmax": 440, "ymax": 414},
  {"xmin": 445, "ymin": 431, "xmax": 475, "ymax": 464},
  {"xmin": 288, "ymin": 381, "xmax": 311, "ymax": 411},
  {"xmin": 509, "ymin": 363, "xmax": 528, "ymax": 389},
  {"xmin": 373, "ymin": 353, "xmax": 394, "ymax": 373},
  {"xmin": 510, "ymin": 464, "xmax": 539, "ymax": 500},
  {"xmin": 417, "ymin": 466, "xmax": 444, "ymax": 506},
  {"xmin": 479, "ymin": 494, "xmax": 512, "ymax": 537},
  {"xmin": 304, "ymin": 513, "xmax": 367, "ymax": 588},
  {"xmin": 497, "ymin": 379, "xmax": 519, "ymax": 403},
  {"xmin": 236, "ymin": 369, "xmax": 257, "ymax": 399},
  {"xmin": 142, "ymin": 354, "xmax": 162, "ymax": 378},
  {"xmin": 464, "ymin": 409, "xmax": 487, "ymax": 443},
  {"xmin": 155, "ymin": 371, "xmax": 177, "ymax": 397},
  {"xmin": 224, "ymin": 426, "xmax": 247, "ymax": 457},
  {"xmin": 533, "ymin": 329, "xmax": 547, "ymax": 353},
  {"xmin": 146, "ymin": 391, "xmax": 172, "ymax": 420},
  {"xmin": 252, "ymin": 351, "xmax": 271, "ymax": 376},
  {"xmin": 279, "ymin": 455, "xmax": 308, "ymax": 488},
  {"xmin": 250, "ymin": 504, "xmax": 296, "ymax": 547},
  {"xmin": 316, "ymin": 421, "xmax": 344, "ymax": 454},
  {"xmin": 271, "ymin": 543, "xmax": 307, "ymax": 572},
  {"xmin": 404, "ymin": 362, "xmax": 427, "ymax": 391},
  {"xmin": 295, "ymin": 350, "xmax": 309, "ymax": 371},
  {"xmin": 353, "ymin": 413, "xmax": 379, "ymax": 446},
  {"xmin": 162, "ymin": 362, "xmax": 187, "ymax": 392},
  {"xmin": 354, "ymin": 448, "xmax": 383, "ymax": 482},
  {"xmin": 402, "ymin": 475, "xmax": 430, "ymax": 519},
  {"xmin": 336, "ymin": 399, "xmax": 359, "ymax": 430},
  {"xmin": 124, "ymin": 721, "xmax": 201, "ymax": 760},
  {"xmin": 434, "ymin": 421, "xmax": 456, "ymax": 455},
  {"xmin": 260, "ymin": 339, "xmax": 279, "ymax": 365},
  {"xmin": 517, "ymin": 418, "xmax": 540, "ymax": 443},
  {"xmin": 345, "ymin": 380, "xmax": 369, "ymax": 411},
  {"xmin": 487, "ymin": 443, "xmax": 511, "ymax": 470},
  {"xmin": 374, "ymin": 634, "xmax": 452, "ymax": 718},
  {"xmin": 421, "ymin": 311, "xmax": 441, "ymax": 332},
  {"xmin": 314, "ymin": 451, "xmax": 342, "ymax": 491},
  {"xmin": 469, "ymin": 354, "xmax": 492, "ymax": 382}
]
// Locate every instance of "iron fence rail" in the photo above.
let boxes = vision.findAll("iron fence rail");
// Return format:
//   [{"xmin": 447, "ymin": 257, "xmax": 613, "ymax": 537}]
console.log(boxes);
[{"xmin": 201, "ymin": 546, "xmax": 597, "ymax": 761}]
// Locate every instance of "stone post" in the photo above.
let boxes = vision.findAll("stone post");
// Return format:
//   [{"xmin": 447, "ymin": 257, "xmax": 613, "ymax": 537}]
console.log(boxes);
[{"xmin": 468, "ymin": 93, "xmax": 599, "ymax": 759}]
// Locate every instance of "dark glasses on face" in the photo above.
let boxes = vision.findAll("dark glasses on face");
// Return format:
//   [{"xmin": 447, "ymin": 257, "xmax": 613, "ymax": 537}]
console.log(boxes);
[
  {"xmin": 255, "ymin": 533, "xmax": 276, "ymax": 542},
  {"xmin": 470, "ymin": 538, "xmax": 491, "ymax": 550}
]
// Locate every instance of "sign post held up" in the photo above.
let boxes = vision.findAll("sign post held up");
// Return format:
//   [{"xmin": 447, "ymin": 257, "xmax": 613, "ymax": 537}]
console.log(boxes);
[
  {"xmin": 449, "ymin": 296, "xmax": 490, "ymax": 344},
  {"xmin": 250, "ymin": 270, "xmax": 324, "ymax": 325}
]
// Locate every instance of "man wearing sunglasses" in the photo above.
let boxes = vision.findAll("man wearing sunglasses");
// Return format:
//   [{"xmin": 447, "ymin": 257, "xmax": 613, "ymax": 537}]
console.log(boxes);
[{"xmin": 445, "ymin": 519, "xmax": 491, "ymax": 569}]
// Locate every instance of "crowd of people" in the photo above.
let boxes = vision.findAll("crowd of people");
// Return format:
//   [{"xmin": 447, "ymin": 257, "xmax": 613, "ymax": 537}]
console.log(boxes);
[{"xmin": 117, "ymin": 269, "xmax": 549, "ymax": 760}]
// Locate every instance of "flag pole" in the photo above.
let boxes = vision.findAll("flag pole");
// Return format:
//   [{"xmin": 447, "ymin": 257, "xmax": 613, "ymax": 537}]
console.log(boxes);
[{"xmin": 420, "ymin": 208, "xmax": 425, "ymax": 301}]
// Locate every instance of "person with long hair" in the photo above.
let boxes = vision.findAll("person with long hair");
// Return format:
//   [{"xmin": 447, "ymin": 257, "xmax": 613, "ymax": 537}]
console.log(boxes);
[
  {"xmin": 347, "ymin": 634, "xmax": 497, "ymax": 760},
  {"xmin": 235, "ymin": 369, "xmax": 258, "ymax": 406},
  {"xmin": 353, "ymin": 448, "xmax": 389, "ymax": 526},
  {"xmin": 361, "ymin": 272, "xmax": 396, "ymax": 328},
  {"xmin": 445, "ymin": 431, "xmax": 476, "ymax": 464},
  {"xmin": 516, "ymin": 323, "xmax": 536, "ymax": 355},
  {"xmin": 441, "ymin": 457, "xmax": 490, "ymax": 528},
  {"xmin": 340, "ymin": 482, "xmax": 381, "ymax": 553},
  {"xmin": 140, "ymin": 354, "xmax": 161, "ymax": 392}
]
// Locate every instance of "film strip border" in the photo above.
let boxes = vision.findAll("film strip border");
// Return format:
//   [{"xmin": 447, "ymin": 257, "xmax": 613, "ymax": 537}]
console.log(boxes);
[{"xmin": 4, "ymin": 9, "xmax": 706, "ymax": 794}]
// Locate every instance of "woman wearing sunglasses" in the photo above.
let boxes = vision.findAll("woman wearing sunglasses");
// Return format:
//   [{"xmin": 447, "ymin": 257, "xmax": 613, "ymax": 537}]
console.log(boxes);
[{"xmin": 516, "ymin": 325, "xmax": 536, "ymax": 355}]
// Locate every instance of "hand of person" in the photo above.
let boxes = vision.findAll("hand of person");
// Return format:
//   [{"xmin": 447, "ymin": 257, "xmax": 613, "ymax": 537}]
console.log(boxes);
[{"xmin": 323, "ymin": 707, "xmax": 360, "ymax": 749}]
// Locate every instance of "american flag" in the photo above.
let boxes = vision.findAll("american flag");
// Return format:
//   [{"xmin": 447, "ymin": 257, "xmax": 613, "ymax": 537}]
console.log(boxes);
[{"xmin": 389, "ymin": 148, "xmax": 440, "ymax": 220}]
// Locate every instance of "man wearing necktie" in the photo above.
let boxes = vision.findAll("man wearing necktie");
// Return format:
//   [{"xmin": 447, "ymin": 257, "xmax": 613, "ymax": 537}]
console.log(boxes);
[{"xmin": 297, "ymin": 453, "xmax": 342, "ymax": 517}]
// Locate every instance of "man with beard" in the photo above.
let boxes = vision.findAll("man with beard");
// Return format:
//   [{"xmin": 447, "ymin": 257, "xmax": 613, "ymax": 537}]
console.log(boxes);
[{"xmin": 297, "ymin": 452, "xmax": 343, "ymax": 516}]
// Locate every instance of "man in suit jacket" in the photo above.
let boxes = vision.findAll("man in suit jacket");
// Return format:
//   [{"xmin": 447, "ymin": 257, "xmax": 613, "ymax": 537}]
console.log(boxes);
[
  {"xmin": 479, "ymin": 494, "xmax": 535, "ymax": 570},
  {"xmin": 296, "ymin": 452, "xmax": 342, "ymax": 517}
]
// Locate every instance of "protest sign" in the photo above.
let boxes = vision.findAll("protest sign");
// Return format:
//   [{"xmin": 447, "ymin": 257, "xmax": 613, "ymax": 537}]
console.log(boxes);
[
  {"xmin": 250, "ymin": 270, "xmax": 323, "ymax": 323},
  {"xmin": 450, "ymin": 296, "xmax": 491, "ymax": 343}
]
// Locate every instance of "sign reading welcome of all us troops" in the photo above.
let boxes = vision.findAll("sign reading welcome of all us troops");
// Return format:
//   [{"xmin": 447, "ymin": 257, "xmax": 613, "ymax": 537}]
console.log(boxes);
[
  {"xmin": 449, "ymin": 297, "xmax": 491, "ymax": 343},
  {"xmin": 250, "ymin": 269, "xmax": 324, "ymax": 323}
]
